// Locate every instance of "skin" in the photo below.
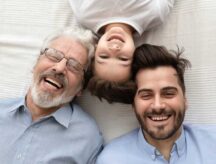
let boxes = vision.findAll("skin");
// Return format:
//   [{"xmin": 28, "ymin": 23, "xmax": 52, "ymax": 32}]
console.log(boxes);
[
  {"xmin": 26, "ymin": 36, "xmax": 88, "ymax": 121},
  {"xmin": 94, "ymin": 23, "xmax": 135, "ymax": 82},
  {"xmin": 134, "ymin": 66, "xmax": 188, "ymax": 160}
]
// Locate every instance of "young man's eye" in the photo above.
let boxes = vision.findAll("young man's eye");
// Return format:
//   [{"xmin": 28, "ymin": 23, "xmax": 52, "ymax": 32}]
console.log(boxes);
[
  {"xmin": 164, "ymin": 92, "xmax": 176, "ymax": 98},
  {"xmin": 162, "ymin": 88, "xmax": 178, "ymax": 98},
  {"xmin": 138, "ymin": 93, "xmax": 152, "ymax": 100}
]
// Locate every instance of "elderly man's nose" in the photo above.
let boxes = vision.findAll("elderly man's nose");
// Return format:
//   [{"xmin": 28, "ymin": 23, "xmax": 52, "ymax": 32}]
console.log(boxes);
[{"xmin": 52, "ymin": 59, "xmax": 67, "ymax": 73}]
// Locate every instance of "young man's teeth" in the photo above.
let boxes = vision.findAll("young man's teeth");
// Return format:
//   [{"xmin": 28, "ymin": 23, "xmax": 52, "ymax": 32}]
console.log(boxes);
[{"xmin": 151, "ymin": 116, "xmax": 168, "ymax": 121}]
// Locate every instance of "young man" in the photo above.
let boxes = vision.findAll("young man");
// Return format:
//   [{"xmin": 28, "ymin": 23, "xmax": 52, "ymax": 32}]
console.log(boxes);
[
  {"xmin": 0, "ymin": 27, "xmax": 103, "ymax": 164},
  {"xmin": 96, "ymin": 44, "xmax": 216, "ymax": 163},
  {"xmin": 69, "ymin": 0, "xmax": 175, "ymax": 104}
]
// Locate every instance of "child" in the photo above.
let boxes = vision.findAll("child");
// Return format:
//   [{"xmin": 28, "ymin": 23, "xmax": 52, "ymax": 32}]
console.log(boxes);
[{"xmin": 69, "ymin": 0, "xmax": 175, "ymax": 103}]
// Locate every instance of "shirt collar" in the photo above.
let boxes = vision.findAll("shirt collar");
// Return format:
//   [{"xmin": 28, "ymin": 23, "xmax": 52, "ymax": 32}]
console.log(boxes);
[
  {"xmin": 8, "ymin": 97, "xmax": 26, "ymax": 113},
  {"xmin": 174, "ymin": 126, "xmax": 186, "ymax": 157},
  {"xmin": 52, "ymin": 103, "xmax": 73, "ymax": 128},
  {"xmin": 137, "ymin": 126, "xmax": 186, "ymax": 160},
  {"xmin": 8, "ymin": 97, "xmax": 73, "ymax": 128},
  {"xmin": 137, "ymin": 128, "xmax": 158, "ymax": 160}
]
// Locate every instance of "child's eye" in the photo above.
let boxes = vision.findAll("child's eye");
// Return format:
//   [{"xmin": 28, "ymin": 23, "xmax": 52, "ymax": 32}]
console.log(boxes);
[
  {"xmin": 100, "ymin": 56, "xmax": 108, "ymax": 59},
  {"xmin": 118, "ymin": 57, "xmax": 129, "ymax": 61},
  {"xmin": 99, "ymin": 54, "xmax": 109, "ymax": 59}
]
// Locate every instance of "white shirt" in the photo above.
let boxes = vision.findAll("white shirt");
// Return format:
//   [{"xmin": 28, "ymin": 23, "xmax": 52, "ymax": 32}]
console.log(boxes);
[{"xmin": 69, "ymin": 0, "xmax": 175, "ymax": 38}]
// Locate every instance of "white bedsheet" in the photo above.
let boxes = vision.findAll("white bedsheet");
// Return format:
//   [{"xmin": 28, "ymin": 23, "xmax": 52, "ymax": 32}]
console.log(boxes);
[{"xmin": 0, "ymin": 0, "xmax": 216, "ymax": 142}]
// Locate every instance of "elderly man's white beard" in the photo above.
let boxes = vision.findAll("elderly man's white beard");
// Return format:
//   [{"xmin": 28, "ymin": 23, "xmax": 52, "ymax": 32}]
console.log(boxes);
[
  {"xmin": 30, "ymin": 83, "xmax": 80, "ymax": 108},
  {"xmin": 30, "ymin": 69, "xmax": 82, "ymax": 108}
]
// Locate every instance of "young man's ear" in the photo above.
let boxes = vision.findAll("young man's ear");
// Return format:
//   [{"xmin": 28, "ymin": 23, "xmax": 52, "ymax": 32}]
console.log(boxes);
[{"xmin": 184, "ymin": 97, "xmax": 188, "ymax": 110}]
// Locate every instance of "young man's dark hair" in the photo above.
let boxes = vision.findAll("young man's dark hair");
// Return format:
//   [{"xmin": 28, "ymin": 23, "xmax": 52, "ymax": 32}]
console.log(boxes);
[
  {"xmin": 132, "ymin": 44, "xmax": 191, "ymax": 94},
  {"xmin": 96, "ymin": 44, "xmax": 208, "ymax": 164}
]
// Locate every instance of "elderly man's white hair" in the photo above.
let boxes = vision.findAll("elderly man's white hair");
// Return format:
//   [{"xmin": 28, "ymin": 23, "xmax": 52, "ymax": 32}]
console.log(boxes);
[{"xmin": 41, "ymin": 26, "xmax": 96, "ymax": 69}]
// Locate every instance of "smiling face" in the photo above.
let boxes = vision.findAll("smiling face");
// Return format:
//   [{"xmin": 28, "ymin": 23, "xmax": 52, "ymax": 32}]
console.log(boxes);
[
  {"xmin": 29, "ymin": 36, "xmax": 88, "ymax": 108},
  {"xmin": 134, "ymin": 66, "xmax": 187, "ymax": 144},
  {"xmin": 94, "ymin": 25, "xmax": 135, "ymax": 82}
]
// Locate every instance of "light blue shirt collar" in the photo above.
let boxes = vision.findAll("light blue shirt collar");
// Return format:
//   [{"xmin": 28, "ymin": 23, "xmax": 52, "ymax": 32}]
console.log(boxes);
[
  {"xmin": 8, "ymin": 97, "xmax": 26, "ymax": 113},
  {"xmin": 52, "ymin": 103, "xmax": 73, "ymax": 128},
  {"xmin": 0, "ymin": 97, "xmax": 103, "ymax": 163},
  {"xmin": 8, "ymin": 97, "xmax": 73, "ymax": 128},
  {"xmin": 137, "ymin": 127, "xmax": 186, "ymax": 160}
]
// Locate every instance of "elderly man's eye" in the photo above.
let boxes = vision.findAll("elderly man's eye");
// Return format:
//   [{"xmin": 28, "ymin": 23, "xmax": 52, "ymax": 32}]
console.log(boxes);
[{"xmin": 46, "ymin": 53, "xmax": 61, "ymax": 62}]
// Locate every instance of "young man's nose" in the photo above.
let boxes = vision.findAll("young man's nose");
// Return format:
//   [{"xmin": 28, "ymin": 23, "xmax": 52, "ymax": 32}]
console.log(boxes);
[{"xmin": 150, "ymin": 97, "xmax": 166, "ymax": 111}]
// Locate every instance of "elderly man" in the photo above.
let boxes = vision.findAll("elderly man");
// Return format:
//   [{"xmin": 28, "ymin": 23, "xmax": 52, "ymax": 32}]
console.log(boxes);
[
  {"xmin": 96, "ymin": 44, "xmax": 216, "ymax": 164},
  {"xmin": 0, "ymin": 27, "xmax": 103, "ymax": 164}
]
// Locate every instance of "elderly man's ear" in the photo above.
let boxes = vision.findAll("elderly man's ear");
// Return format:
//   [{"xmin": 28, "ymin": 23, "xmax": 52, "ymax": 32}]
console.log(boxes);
[{"xmin": 76, "ymin": 90, "xmax": 82, "ymax": 97}]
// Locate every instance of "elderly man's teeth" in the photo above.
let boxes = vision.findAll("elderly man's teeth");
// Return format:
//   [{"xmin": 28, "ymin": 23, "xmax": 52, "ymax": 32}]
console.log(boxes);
[{"xmin": 45, "ymin": 78, "xmax": 62, "ymax": 89}]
